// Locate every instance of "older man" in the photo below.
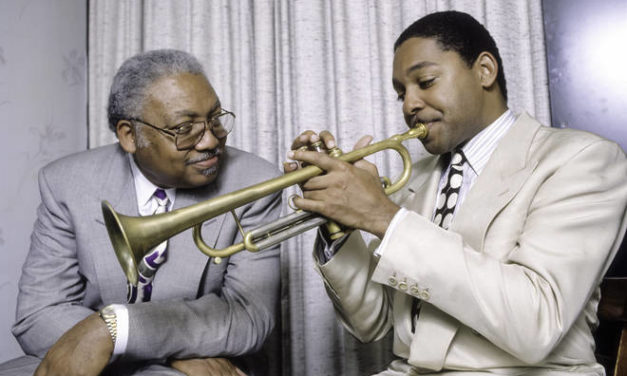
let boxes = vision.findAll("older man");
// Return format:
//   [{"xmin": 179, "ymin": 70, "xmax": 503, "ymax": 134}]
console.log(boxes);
[
  {"xmin": 287, "ymin": 11, "xmax": 627, "ymax": 375},
  {"xmin": 0, "ymin": 49, "xmax": 280, "ymax": 376}
]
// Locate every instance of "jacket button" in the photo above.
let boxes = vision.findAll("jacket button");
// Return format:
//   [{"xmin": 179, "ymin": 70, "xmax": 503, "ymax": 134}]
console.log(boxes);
[
  {"xmin": 419, "ymin": 290, "xmax": 430, "ymax": 301},
  {"xmin": 410, "ymin": 285, "xmax": 420, "ymax": 295},
  {"xmin": 398, "ymin": 281, "xmax": 408, "ymax": 291},
  {"xmin": 388, "ymin": 277, "xmax": 397, "ymax": 286}
]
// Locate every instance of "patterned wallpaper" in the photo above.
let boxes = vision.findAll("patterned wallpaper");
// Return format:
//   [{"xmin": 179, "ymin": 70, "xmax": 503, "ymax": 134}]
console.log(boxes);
[{"xmin": 0, "ymin": 0, "xmax": 87, "ymax": 361}]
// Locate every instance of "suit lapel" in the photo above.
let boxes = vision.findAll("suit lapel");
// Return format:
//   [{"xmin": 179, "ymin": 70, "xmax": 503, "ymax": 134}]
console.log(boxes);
[
  {"xmin": 94, "ymin": 147, "xmax": 231, "ymax": 302},
  {"xmin": 398, "ymin": 114, "xmax": 541, "ymax": 367},
  {"xmin": 152, "ymin": 184, "xmax": 227, "ymax": 300},
  {"xmin": 403, "ymin": 155, "xmax": 444, "ymax": 217},
  {"xmin": 93, "ymin": 146, "xmax": 139, "ymax": 303},
  {"xmin": 451, "ymin": 113, "xmax": 541, "ymax": 252}
]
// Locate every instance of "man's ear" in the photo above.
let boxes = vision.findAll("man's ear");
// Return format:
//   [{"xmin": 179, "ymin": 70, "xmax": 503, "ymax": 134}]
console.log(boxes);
[
  {"xmin": 116, "ymin": 120, "xmax": 137, "ymax": 154},
  {"xmin": 475, "ymin": 51, "xmax": 499, "ymax": 89}
]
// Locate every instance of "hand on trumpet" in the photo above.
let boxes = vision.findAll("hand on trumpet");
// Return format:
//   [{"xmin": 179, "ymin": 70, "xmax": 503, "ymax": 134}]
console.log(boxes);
[{"xmin": 285, "ymin": 130, "xmax": 402, "ymax": 239}]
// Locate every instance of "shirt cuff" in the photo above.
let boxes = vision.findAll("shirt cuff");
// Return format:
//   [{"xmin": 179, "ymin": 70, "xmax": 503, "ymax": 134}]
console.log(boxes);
[
  {"xmin": 108, "ymin": 304, "xmax": 129, "ymax": 358},
  {"xmin": 316, "ymin": 227, "xmax": 350, "ymax": 264},
  {"xmin": 373, "ymin": 207, "xmax": 409, "ymax": 257}
]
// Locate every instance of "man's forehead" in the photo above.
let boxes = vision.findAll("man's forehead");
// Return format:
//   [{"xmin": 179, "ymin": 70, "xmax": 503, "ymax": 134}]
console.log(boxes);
[
  {"xmin": 141, "ymin": 73, "xmax": 220, "ymax": 119},
  {"xmin": 394, "ymin": 37, "xmax": 442, "ymax": 58},
  {"xmin": 393, "ymin": 38, "xmax": 461, "ymax": 72},
  {"xmin": 170, "ymin": 101, "xmax": 221, "ymax": 117}
]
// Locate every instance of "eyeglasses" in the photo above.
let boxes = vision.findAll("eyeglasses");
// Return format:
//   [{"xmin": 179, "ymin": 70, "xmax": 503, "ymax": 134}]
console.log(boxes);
[{"xmin": 129, "ymin": 110, "xmax": 235, "ymax": 150}]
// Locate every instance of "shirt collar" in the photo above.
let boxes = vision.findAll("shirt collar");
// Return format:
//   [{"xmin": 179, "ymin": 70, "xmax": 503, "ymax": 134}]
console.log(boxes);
[
  {"xmin": 127, "ymin": 154, "xmax": 176, "ymax": 211},
  {"xmin": 460, "ymin": 109, "xmax": 516, "ymax": 175}
]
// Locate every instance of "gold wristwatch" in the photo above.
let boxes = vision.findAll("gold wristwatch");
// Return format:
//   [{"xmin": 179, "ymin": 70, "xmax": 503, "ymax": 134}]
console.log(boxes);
[{"xmin": 99, "ymin": 305, "xmax": 118, "ymax": 343}]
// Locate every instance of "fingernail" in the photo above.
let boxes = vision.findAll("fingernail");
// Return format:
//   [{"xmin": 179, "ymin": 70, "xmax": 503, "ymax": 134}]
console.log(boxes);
[
  {"xmin": 311, "ymin": 134, "xmax": 319, "ymax": 142},
  {"xmin": 287, "ymin": 151, "xmax": 295, "ymax": 159},
  {"xmin": 328, "ymin": 140, "xmax": 335, "ymax": 148}
]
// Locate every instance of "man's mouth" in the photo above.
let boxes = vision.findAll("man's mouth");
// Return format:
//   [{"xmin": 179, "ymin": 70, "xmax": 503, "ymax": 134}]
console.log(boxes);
[
  {"xmin": 412, "ymin": 117, "xmax": 438, "ymax": 131},
  {"xmin": 187, "ymin": 150, "xmax": 223, "ymax": 168}
]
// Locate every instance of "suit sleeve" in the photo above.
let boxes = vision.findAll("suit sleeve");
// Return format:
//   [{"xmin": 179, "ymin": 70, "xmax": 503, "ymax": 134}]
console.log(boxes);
[
  {"xmin": 371, "ymin": 140, "xmax": 627, "ymax": 363},
  {"xmin": 313, "ymin": 189, "xmax": 416, "ymax": 344},
  {"xmin": 314, "ymin": 231, "xmax": 394, "ymax": 343},
  {"xmin": 11, "ymin": 168, "xmax": 94, "ymax": 357},
  {"xmin": 122, "ymin": 189, "xmax": 282, "ymax": 360}
]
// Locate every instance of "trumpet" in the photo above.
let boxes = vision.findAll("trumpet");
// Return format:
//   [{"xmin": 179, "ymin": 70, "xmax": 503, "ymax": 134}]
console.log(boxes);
[{"xmin": 102, "ymin": 124, "xmax": 427, "ymax": 286}]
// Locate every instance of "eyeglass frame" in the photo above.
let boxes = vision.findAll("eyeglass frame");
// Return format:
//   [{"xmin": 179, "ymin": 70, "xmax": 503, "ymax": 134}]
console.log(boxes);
[{"xmin": 128, "ymin": 109, "xmax": 235, "ymax": 150}]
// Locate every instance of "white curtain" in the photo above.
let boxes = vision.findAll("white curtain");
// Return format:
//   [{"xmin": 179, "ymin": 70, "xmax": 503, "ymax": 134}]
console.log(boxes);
[{"xmin": 89, "ymin": 1, "xmax": 549, "ymax": 375}]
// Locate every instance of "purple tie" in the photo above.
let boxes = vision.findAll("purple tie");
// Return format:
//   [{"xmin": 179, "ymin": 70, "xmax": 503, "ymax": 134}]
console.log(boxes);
[
  {"xmin": 127, "ymin": 188, "xmax": 169, "ymax": 303},
  {"xmin": 153, "ymin": 188, "xmax": 167, "ymax": 201}
]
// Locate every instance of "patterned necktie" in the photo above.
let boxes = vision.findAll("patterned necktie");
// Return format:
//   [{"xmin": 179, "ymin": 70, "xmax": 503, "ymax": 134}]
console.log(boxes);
[
  {"xmin": 433, "ymin": 150, "xmax": 467, "ymax": 230},
  {"xmin": 127, "ymin": 188, "xmax": 170, "ymax": 303},
  {"xmin": 412, "ymin": 150, "xmax": 466, "ymax": 331}
]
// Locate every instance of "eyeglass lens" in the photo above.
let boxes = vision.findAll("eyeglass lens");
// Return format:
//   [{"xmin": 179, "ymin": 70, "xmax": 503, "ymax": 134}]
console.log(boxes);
[{"xmin": 175, "ymin": 113, "xmax": 234, "ymax": 150}]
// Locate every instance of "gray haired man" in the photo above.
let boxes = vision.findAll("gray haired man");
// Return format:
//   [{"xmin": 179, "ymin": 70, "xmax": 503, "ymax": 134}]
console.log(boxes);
[{"xmin": 0, "ymin": 49, "xmax": 281, "ymax": 376}]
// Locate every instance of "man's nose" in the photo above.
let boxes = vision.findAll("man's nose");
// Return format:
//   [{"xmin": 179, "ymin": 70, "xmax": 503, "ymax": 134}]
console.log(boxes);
[
  {"xmin": 194, "ymin": 125, "xmax": 221, "ymax": 151},
  {"xmin": 402, "ymin": 88, "xmax": 425, "ymax": 119},
  {"xmin": 403, "ymin": 90, "xmax": 425, "ymax": 115}
]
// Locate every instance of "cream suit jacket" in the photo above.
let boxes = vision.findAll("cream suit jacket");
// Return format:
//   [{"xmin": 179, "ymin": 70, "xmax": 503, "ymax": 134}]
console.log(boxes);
[{"xmin": 315, "ymin": 113, "xmax": 627, "ymax": 375}]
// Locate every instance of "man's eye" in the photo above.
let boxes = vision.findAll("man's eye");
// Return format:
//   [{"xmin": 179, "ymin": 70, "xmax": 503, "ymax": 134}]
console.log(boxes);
[
  {"xmin": 419, "ymin": 78, "xmax": 435, "ymax": 89},
  {"xmin": 174, "ymin": 123, "xmax": 193, "ymax": 134},
  {"xmin": 396, "ymin": 93, "xmax": 405, "ymax": 102}
]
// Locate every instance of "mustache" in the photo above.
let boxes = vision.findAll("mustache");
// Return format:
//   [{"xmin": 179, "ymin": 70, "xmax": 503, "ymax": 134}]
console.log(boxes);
[{"xmin": 186, "ymin": 148, "xmax": 224, "ymax": 165}]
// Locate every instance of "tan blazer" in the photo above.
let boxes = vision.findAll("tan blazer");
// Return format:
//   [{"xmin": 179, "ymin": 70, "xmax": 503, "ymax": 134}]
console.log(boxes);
[{"xmin": 315, "ymin": 113, "xmax": 627, "ymax": 375}]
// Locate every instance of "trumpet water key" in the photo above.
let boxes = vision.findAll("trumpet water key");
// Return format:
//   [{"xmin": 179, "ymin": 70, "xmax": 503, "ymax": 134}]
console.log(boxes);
[{"xmin": 102, "ymin": 124, "xmax": 428, "ymax": 286}]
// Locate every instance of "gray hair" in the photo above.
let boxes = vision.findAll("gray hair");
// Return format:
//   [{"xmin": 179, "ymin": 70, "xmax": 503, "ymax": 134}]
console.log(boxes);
[{"xmin": 107, "ymin": 49, "xmax": 206, "ymax": 132}]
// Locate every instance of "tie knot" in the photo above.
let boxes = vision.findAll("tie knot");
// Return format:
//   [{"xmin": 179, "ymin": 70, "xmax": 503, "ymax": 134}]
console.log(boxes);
[{"xmin": 154, "ymin": 188, "xmax": 167, "ymax": 201}]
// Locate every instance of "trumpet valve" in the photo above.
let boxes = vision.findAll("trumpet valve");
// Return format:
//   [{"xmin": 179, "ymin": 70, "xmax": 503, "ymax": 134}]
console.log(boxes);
[
  {"xmin": 328, "ymin": 147, "xmax": 342, "ymax": 158},
  {"xmin": 310, "ymin": 141, "xmax": 326, "ymax": 153}
]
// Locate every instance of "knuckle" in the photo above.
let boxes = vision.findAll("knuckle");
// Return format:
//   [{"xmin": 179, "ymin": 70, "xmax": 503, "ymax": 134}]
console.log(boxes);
[{"xmin": 337, "ymin": 162, "xmax": 349, "ymax": 172}]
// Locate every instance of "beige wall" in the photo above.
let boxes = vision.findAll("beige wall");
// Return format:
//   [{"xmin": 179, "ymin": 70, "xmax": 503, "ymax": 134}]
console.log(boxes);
[{"xmin": 0, "ymin": 0, "xmax": 87, "ymax": 361}]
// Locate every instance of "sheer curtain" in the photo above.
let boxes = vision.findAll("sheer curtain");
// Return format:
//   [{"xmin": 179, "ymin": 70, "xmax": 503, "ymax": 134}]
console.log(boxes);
[{"xmin": 89, "ymin": 1, "xmax": 549, "ymax": 375}]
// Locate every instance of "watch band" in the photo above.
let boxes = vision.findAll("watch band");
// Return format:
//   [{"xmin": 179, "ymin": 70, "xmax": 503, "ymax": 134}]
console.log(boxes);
[{"xmin": 99, "ymin": 305, "xmax": 118, "ymax": 344}]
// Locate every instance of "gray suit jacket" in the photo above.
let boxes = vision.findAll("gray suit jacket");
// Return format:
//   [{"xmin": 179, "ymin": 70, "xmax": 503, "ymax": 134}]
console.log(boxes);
[
  {"xmin": 316, "ymin": 113, "xmax": 627, "ymax": 375},
  {"xmin": 9, "ymin": 144, "xmax": 281, "ymax": 374}
]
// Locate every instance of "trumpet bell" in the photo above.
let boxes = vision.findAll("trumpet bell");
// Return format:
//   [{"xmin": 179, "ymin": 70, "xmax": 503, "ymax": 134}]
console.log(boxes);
[{"xmin": 102, "ymin": 201, "xmax": 140, "ymax": 285}]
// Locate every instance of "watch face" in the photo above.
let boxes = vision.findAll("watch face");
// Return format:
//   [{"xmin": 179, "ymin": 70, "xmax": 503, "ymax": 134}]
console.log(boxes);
[
  {"xmin": 99, "ymin": 306, "xmax": 118, "ymax": 342},
  {"xmin": 100, "ymin": 309, "xmax": 113, "ymax": 319}
]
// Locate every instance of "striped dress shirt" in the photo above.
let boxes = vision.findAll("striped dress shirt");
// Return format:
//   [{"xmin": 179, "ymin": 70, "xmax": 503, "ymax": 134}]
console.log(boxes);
[{"xmin": 375, "ymin": 109, "xmax": 517, "ymax": 257}]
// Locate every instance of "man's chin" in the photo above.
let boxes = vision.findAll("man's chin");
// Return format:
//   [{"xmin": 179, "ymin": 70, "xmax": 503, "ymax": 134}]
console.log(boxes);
[
  {"xmin": 422, "ymin": 137, "xmax": 454, "ymax": 155},
  {"xmin": 422, "ymin": 140, "xmax": 441, "ymax": 155},
  {"xmin": 196, "ymin": 166, "xmax": 220, "ymax": 185},
  {"xmin": 177, "ymin": 167, "xmax": 220, "ymax": 189},
  {"xmin": 200, "ymin": 165, "xmax": 219, "ymax": 177}
]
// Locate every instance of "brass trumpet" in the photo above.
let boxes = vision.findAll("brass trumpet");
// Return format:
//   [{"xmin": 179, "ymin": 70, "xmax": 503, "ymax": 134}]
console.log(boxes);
[{"xmin": 102, "ymin": 124, "xmax": 427, "ymax": 285}]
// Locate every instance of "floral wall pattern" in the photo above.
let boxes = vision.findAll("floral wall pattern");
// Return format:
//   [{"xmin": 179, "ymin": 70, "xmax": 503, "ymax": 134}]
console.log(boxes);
[{"xmin": 0, "ymin": 0, "xmax": 87, "ymax": 361}]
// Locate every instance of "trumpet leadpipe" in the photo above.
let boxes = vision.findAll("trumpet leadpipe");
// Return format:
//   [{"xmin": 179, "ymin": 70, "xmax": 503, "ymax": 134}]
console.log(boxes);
[{"xmin": 103, "ymin": 123, "xmax": 427, "ymax": 285}]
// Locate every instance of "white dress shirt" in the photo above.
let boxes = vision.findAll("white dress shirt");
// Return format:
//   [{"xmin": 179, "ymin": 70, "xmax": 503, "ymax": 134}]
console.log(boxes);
[{"xmin": 375, "ymin": 109, "xmax": 516, "ymax": 256}]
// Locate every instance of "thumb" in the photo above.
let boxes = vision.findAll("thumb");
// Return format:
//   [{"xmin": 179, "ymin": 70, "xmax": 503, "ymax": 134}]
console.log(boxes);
[{"xmin": 352, "ymin": 135, "xmax": 373, "ymax": 151}]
